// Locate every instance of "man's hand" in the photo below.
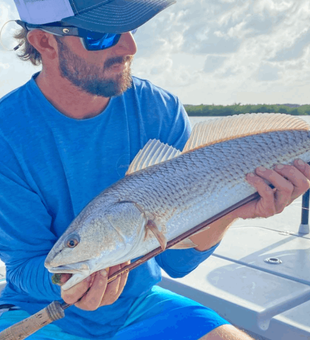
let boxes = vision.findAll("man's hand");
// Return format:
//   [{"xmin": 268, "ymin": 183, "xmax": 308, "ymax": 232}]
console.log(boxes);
[
  {"xmin": 60, "ymin": 261, "xmax": 130, "ymax": 311},
  {"xmin": 238, "ymin": 159, "xmax": 310, "ymax": 219}
]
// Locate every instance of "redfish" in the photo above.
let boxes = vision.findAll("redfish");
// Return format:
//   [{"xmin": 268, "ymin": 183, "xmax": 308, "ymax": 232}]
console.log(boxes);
[{"xmin": 45, "ymin": 113, "xmax": 310, "ymax": 290}]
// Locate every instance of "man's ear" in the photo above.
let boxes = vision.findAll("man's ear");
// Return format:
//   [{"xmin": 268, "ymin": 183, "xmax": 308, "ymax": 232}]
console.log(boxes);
[{"xmin": 27, "ymin": 30, "xmax": 58, "ymax": 59}]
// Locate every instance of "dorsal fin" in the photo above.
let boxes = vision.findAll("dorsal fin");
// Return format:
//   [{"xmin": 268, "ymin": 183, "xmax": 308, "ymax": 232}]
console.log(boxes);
[
  {"xmin": 126, "ymin": 140, "xmax": 181, "ymax": 175},
  {"xmin": 183, "ymin": 113, "xmax": 310, "ymax": 153}
]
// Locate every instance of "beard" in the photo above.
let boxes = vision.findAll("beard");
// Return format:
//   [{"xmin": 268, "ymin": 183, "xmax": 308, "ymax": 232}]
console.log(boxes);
[{"xmin": 55, "ymin": 38, "xmax": 133, "ymax": 97}]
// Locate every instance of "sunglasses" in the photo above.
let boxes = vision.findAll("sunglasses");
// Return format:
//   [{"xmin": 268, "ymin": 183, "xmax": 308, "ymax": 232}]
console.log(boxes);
[{"xmin": 16, "ymin": 20, "xmax": 137, "ymax": 51}]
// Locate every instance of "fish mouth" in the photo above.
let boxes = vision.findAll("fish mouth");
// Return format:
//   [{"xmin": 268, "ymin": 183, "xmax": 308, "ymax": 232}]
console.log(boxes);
[
  {"xmin": 46, "ymin": 262, "xmax": 92, "ymax": 290},
  {"xmin": 54, "ymin": 270, "xmax": 91, "ymax": 291},
  {"xmin": 45, "ymin": 261, "xmax": 91, "ymax": 274}
]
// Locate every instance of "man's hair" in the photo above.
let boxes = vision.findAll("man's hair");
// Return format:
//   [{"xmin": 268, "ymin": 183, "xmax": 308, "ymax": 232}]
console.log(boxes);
[{"xmin": 14, "ymin": 27, "xmax": 42, "ymax": 66}]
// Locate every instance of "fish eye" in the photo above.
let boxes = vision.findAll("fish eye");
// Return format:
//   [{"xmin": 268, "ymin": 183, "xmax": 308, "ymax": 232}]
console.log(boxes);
[
  {"xmin": 67, "ymin": 239, "xmax": 78, "ymax": 248},
  {"xmin": 65, "ymin": 234, "xmax": 80, "ymax": 248}
]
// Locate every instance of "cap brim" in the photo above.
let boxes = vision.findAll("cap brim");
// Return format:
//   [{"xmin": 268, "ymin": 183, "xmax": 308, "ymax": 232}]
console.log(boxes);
[{"xmin": 62, "ymin": 0, "xmax": 176, "ymax": 34}]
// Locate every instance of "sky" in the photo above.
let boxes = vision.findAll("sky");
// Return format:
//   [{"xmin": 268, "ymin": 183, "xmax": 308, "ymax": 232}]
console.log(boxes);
[{"xmin": 1, "ymin": 0, "xmax": 310, "ymax": 105}]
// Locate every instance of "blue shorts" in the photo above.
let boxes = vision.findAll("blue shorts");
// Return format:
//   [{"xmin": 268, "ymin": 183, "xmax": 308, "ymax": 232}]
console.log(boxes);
[{"xmin": 0, "ymin": 286, "xmax": 229, "ymax": 339}]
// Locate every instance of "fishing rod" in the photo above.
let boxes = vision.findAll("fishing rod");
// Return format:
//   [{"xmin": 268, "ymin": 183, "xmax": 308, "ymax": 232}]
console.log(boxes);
[{"xmin": 0, "ymin": 190, "xmax": 287, "ymax": 340}]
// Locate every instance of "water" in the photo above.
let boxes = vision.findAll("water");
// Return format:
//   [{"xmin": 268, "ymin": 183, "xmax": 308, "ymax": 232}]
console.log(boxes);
[{"xmin": 189, "ymin": 115, "xmax": 310, "ymax": 126}]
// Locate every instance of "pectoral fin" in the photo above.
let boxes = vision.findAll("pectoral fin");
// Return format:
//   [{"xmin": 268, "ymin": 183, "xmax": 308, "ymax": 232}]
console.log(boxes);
[
  {"xmin": 130, "ymin": 201, "xmax": 168, "ymax": 251},
  {"xmin": 146, "ymin": 220, "xmax": 167, "ymax": 251}
]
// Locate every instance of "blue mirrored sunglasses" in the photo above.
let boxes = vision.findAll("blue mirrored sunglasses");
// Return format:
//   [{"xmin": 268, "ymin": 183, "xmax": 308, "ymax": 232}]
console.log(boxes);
[{"xmin": 16, "ymin": 20, "xmax": 137, "ymax": 51}]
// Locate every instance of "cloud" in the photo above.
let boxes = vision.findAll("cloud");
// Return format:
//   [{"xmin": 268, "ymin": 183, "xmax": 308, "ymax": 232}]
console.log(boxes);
[
  {"xmin": 0, "ymin": 1, "xmax": 39, "ymax": 98},
  {"xmin": 0, "ymin": 62, "xmax": 9, "ymax": 69},
  {"xmin": 182, "ymin": 28, "xmax": 241, "ymax": 54},
  {"xmin": 269, "ymin": 28, "xmax": 310, "ymax": 62},
  {"xmin": 0, "ymin": 0, "xmax": 19, "ymax": 25},
  {"xmin": 254, "ymin": 63, "xmax": 280, "ymax": 82},
  {"xmin": 203, "ymin": 55, "xmax": 228, "ymax": 73},
  {"xmin": 2, "ymin": 0, "xmax": 310, "ymax": 105},
  {"xmin": 132, "ymin": 0, "xmax": 310, "ymax": 104}
]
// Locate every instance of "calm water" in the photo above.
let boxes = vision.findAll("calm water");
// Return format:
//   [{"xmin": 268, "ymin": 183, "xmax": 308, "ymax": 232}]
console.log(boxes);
[{"xmin": 189, "ymin": 115, "xmax": 310, "ymax": 126}]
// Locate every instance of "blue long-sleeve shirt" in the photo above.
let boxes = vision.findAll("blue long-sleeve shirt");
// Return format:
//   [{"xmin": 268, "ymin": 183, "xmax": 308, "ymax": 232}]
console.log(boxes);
[{"xmin": 0, "ymin": 74, "xmax": 218, "ymax": 338}]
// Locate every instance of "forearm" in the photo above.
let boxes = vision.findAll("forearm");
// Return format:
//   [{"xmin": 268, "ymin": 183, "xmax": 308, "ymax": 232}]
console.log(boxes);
[
  {"xmin": 155, "ymin": 206, "xmax": 239, "ymax": 276},
  {"xmin": 6, "ymin": 255, "xmax": 61, "ymax": 301},
  {"xmin": 190, "ymin": 210, "xmax": 239, "ymax": 252},
  {"xmin": 156, "ymin": 242, "xmax": 221, "ymax": 278},
  {"xmin": 0, "ymin": 164, "xmax": 62, "ymax": 301}
]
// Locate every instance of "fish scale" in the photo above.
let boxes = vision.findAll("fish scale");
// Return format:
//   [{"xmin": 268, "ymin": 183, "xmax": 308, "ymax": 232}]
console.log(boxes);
[
  {"xmin": 45, "ymin": 115, "xmax": 310, "ymax": 290},
  {"xmin": 98, "ymin": 130, "xmax": 310, "ymax": 240}
]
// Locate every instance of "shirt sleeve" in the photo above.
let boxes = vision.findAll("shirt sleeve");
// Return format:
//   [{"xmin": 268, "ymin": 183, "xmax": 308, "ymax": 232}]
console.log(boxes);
[
  {"xmin": 0, "ymin": 160, "xmax": 61, "ymax": 301},
  {"xmin": 155, "ymin": 243, "xmax": 220, "ymax": 278},
  {"xmin": 162, "ymin": 95, "xmax": 192, "ymax": 151}
]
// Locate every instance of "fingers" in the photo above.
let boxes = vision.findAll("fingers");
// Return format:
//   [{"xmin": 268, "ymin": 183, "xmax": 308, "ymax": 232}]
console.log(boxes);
[
  {"xmin": 99, "ymin": 261, "xmax": 130, "ymax": 307},
  {"xmin": 74, "ymin": 270, "xmax": 108, "ymax": 310},
  {"xmin": 99, "ymin": 265, "xmax": 120, "ymax": 306},
  {"xmin": 61, "ymin": 273, "xmax": 95, "ymax": 306},
  {"xmin": 294, "ymin": 159, "xmax": 310, "ymax": 179},
  {"xmin": 245, "ymin": 171, "xmax": 278, "ymax": 218},
  {"xmin": 118, "ymin": 261, "xmax": 130, "ymax": 291},
  {"xmin": 60, "ymin": 261, "xmax": 130, "ymax": 311},
  {"xmin": 256, "ymin": 165, "xmax": 293, "ymax": 213},
  {"xmin": 244, "ymin": 160, "xmax": 310, "ymax": 219},
  {"xmin": 274, "ymin": 160, "xmax": 310, "ymax": 203},
  {"xmin": 292, "ymin": 159, "xmax": 310, "ymax": 194}
]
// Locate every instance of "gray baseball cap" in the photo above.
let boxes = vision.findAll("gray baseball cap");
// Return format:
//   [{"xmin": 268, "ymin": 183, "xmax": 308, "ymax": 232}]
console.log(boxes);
[{"xmin": 14, "ymin": 0, "xmax": 176, "ymax": 33}]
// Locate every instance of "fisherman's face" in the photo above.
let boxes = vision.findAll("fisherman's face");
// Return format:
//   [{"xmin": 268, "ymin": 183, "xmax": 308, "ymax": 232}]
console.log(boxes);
[{"xmin": 55, "ymin": 32, "xmax": 137, "ymax": 97}]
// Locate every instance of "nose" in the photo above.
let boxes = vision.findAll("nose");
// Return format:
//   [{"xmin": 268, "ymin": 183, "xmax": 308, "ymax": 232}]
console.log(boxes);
[{"xmin": 114, "ymin": 31, "xmax": 137, "ymax": 56}]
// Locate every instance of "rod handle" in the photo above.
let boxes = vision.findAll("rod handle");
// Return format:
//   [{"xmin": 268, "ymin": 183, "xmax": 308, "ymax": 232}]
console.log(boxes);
[{"xmin": 0, "ymin": 301, "xmax": 65, "ymax": 340}]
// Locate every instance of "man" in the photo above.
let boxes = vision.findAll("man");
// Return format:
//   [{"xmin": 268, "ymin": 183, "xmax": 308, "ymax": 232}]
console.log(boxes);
[{"xmin": 0, "ymin": 0, "xmax": 309, "ymax": 339}]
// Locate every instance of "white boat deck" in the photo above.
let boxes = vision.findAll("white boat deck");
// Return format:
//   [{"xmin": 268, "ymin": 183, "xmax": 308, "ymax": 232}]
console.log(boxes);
[{"xmin": 158, "ymin": 196, "xmax": 310, "ymax": 340}]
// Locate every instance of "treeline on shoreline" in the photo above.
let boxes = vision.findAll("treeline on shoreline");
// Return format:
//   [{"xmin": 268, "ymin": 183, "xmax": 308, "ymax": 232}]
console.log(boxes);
[{"xmin": 184, "ymin": 104, "xmax": 310, "ymax": 116}]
